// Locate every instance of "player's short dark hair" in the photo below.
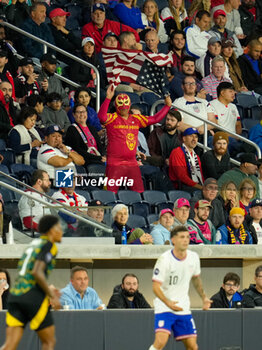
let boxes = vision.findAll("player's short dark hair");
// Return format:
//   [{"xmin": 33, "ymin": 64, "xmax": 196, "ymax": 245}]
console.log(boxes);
[
  {"xmin": 121, "ymin": 273, "xmax": 139, "ymax": 285},
  {"xmin": 196, "ymin": 10, "xmax": 211, "ymax": 20},
  {"xmin": 181, "ymin": 55, "xmax": 195, "ymax": 65},
  {"xmin": 31, "ymin": 169, "xmax": 48, "ymax": 185},
  {"xmin": 255, "ymin": 265, "xmax": 262, "ymax": 277},
  {"xmin": 38, "ymin": 215, "xmax": 59, "ymax": 234},
  {"xmin": 170, "ymin": 225, "xmax": 189, "ymax": 238},
  {"xmin": 167, "ymin": 109, "xmax": 182, "ymax": 122},
  {"xmin": 217, "ymin": 82, "xmax": 235, "ymax": 97},
  {"xmin": 71, "ymin": 266, "xmax": 88, "ymax": 279},
  {"xmin": 26, "ymin": 94, "xmax": 44, "ymax": 108},
  {"xmin": 223, "ymin": 272, "xmax": 240, "ymax": 285}
]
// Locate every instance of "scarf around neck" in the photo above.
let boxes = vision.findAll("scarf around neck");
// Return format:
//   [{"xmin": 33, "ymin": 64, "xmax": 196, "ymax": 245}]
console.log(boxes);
[{"xmin": 181, "ymin": 143, "xmax": 203, "ymax": 185}]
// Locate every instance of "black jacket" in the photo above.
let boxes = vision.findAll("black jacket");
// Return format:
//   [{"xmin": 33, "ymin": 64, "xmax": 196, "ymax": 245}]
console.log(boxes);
[
  {"xmin": 242, "ymin": 284, "xmax": 262, "ymax": 308},
  {"xmin": 211, "ymin": 287, "xmax": 242, "ymax": 308},
  {"xmin": 64, "ymin": 122, "xmax": 105, "ymax": 166},
  {"xmin": 238, "ymin": 54, "xmax": 262, "ymax": 93},
  {"xmin": 107, "ymin": 284, "xmax": 151, "ymax": 309},
  {"xmin": 239, "ymin": 4, "xmax": 261, "ymax": 36},
  {"xmin": 244, "ymin": 215, "xmax": 261, "ymax": 244},
  {"xmin": 201, "ymin": 150, "xmax": 230, "ymax": 180}
]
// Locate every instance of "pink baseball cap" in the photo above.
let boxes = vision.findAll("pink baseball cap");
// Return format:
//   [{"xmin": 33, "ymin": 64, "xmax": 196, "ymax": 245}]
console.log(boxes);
[
  {"xmin": 49, "ymin": 8, "xmax": 70, "ymax": 18},
  {"xmin": 174, "ymin": 198, "xmax": 190, "ymax": 209},
  {"xmin": 159, "ymin": 208, "xmax": 175, "ymax": 218}
]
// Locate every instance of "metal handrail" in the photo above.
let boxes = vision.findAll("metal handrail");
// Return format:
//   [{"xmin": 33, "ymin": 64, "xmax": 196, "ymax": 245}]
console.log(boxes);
[
  {"xmin": 2, "ymin": 21, "xmax": 100, "ymax": 111},
  {"xmin": 150, "ymin": 100, "xmax": 261, "ymax": 162},
  {"xmin": 0, "ymin": 172, "xmax": 113, "ymax": 233}
]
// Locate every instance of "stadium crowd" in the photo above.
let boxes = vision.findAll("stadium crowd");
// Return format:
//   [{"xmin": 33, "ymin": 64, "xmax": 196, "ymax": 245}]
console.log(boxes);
[{"xmin": 0, "ymin": 0, "xmax": 261, "ymax": 248}]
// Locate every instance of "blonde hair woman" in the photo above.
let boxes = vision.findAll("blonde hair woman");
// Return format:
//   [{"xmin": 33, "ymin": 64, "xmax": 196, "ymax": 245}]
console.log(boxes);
[
  {"xmin": 141, "ymin": 0, "xmax": 168, "ymax": 43},
  {"xmin": 161, "ymin": 0, "xmax": 188, "ymax": 35},
  {"xmin": 188, "ymin": 0, "xmax": 211, "ymax": 24},
  {"xmin": 219, "ymin": 181, "xmax": 239, "ymax": 219}
]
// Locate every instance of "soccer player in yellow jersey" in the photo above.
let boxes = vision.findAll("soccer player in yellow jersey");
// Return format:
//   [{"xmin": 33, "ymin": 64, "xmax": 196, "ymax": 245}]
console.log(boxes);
[{"xmin": 1, "ymin": 215, "xmax": 62, "ymax": 350}]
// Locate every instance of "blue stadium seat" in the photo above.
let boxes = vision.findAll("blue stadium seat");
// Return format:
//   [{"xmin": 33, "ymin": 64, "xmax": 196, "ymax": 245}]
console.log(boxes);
[
  {"xmin": 76, "ymin": 190, "xmax": 91, "ymax": 202},
  {"xmin": 103, "ymin": 212, "xmax": 113, "ymax": 226},
  {"xmin": 236, "ymin": 93, "xmax": 258, "ymax": 108},
  {"xmin": 168, "ymin": 190, "xmax": 191, "ymax": 203},
  {"xmin": 0, "ymin": 187, "xmax": 15, "ymax": 202},
  {"xmin": 91, "ymin": 190, "xmax": 118, "ymax": 205},
  {"xmin": 0, "ymin": 149, "xmax": 15, "ymax": 167},
  {"xmin": 242, "ymin": 119, "xmax": 258, "ymax": 135},
  {"xmin": 86, "ymin": 164, "xmax": 106, "ymax": 177},
  {"xmin": 10, "ymin": 164, "xmax": 35, "ymax": 185},
  {"xmin": 117, "ymin": 190, "xmax": 142, "ymax": 204},
  {"xmin": 143, "ymin": 190, "xmax": 172, "ymax": 213},
  {"xmin": 127, "ymin": 214, "xmax": 147, "ymax": 230},
  {"xmin": 147, "ymin": 214, "xmax": 159, "ymax": 226},
  {"xmin": 75, "ymin": 165, "xmax": 87, "ymax": 176},
  {"xmin": 250, "ymin": 106, "xmax": 262, "ymax": 120},
  {"xmin": 141, "ymin": 92, "xmax": 160, "ymax": 106},
  {"xmin": 131, "ymin": 201, "xmax": 150, "ymax": 217},
  {"xmin": 0, "ymin": 139, "xmax": 6, "ymax": 150},
  {"xmin": 0, "ymin": 164, "xmax": 10, "ymax": 175},
  {"xmin": 133, "ymin": 102, "xmax": 150, "ymax": 115}
]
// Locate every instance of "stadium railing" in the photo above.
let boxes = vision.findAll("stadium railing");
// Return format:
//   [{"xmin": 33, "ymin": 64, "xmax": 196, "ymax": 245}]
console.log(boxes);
[{"xmin": 2, "ymin": 21, "xmax": 101, "ymax": 112}]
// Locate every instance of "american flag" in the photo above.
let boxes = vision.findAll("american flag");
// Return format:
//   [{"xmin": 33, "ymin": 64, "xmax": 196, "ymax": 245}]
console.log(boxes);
[{"xmin": 102, "ymin": 47, "xmax": 173, "ymax": 96}]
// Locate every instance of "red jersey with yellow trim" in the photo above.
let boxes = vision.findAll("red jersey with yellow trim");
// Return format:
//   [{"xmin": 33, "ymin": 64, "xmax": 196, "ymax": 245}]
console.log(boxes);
[{"xmin": 98, "ymin": 98, "xmax": 170, "ymax": 166}]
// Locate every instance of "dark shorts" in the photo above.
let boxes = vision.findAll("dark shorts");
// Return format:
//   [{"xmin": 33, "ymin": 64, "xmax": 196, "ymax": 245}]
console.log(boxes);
[
  {"xmin": 154, "ymin": 312, "xmax": 197, "ymax": 340},
  {"xmin": 6, "ymin": 288, "xmax": 53, "ymax": 331}
]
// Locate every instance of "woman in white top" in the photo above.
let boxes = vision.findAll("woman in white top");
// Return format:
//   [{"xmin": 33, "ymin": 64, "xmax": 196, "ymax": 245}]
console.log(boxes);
[
  {"xmin": 141, "ymin": 0, "xmax": 168, "ymax": 43},
  {"xmin": 8, "ymin": 106, "xmax": 42, "ymax": 165},
  {"xmin": 161, "ymin": 0, "xmax": 188, "ymax": 36}
]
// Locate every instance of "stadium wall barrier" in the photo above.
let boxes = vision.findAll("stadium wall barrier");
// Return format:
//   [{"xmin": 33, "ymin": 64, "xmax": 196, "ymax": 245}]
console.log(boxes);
[{"xmin": 0, "ymin": 309, "xmax": 260, "ymax": 350}]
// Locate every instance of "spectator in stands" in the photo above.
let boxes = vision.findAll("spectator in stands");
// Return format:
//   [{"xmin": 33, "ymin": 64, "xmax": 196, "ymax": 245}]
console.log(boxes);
[
  {"xmin": 52, "ymin": 178, "xmax": 87, "ymax": 232},
  {"xmin": 113, "ymin": 0, "xmax": 144, "ymax": 30},
  {"xmin": 218, "ymin": 181, "xmax": 239, "ymax": 220},
  {"xmin": 144, "ymin": 30, "xmax": 161, "ymax": 54},
  {"xmin": 18, "ymin": 169, "xmax": 51, "ymax": 231},
  {"xmin": 86, "ymin": 200, "xmax": 105, "ymax": 224},
  {"xmin": 151, "ymin": 208, "xmax": 175, "ymax": 245},
  {"xmin": 201, "ymin": 56, "xmax": 231, "ymax": 99},
  {"xmin": 82, "ymin": 3, "xmax": 140, "ymax": 53},
  {"xmin": 239, "ymin": 178, "xmax": 256, "ymax": 216},
  {"xmin": 172, "ymin": 75, "xmax": 216, "ymax": 133},
  {"xmin": 65, "ymin": 103, "xmax": 106, "ymax": 168},
  {"xmin": 168, "ymin": 30, "xmax": 186, "ymax": 73},
  {"xmin": 244, "ymin": 199, "xmax": 262, "ymax": 245},
  {"xmin": 67, "ymin": 87, "xmax": 102, "ymax": 133},
  {"xmin": 210, "ymin": 272, "xmax": 242, "ymax": 308},
  {"xmin": 216, "ymin": 207, "xmax": 253, "ymax": 244},
  {"xmin": 40, "ymin": 92, "xmax": 70, "ymax": 132},
  {"xmin": 185, "ymin": 10, "xmax": 211, "ymax": 59},
  {"xmin": 141, "ymin": 0, "xmax": 168, "ymax": 43},
  {"xmin": 161, "ymin": 0, "xmax": 188, "ymax": 36},
  {"xmin": 98, "ymin": 85, "xmax": 172, "ymax": 193},
  {"xmin": 21, "ymin": 2, "xmax": 55, "ymax": 59},
  {"xmin": 69, "ymin": 37, "xmax": 102, "ymax": 89},
  {"xmin": 111, "ymin": 204, "xmax": 153, "ymax": 245},
  {"xmin": 249, "ymin": 122, "xmax": 262, "ymax": 155},
  {"xmin": 239, "ymin": 0, "xmax": 261, "ymax": 38},
  {"xmin": 37, "ymin": 53, "xmax": 69, "ymax": 107},
  {"xmin": 188, "ymin": 0, "xmax": 211, "ymax": 25},
  {"xmin": 0, "ymin": 50, "xmax": 15, "ymax": 99},
  {"xmin": 188, "ymin": 199, "xmax": 217, "ymax": 244},
  {"xmin": 26, "ymin": 94, "xmax": 44, "ymax": 132},
  {"xmin": 14, "ymin": 57, "xmax": 47, "ymax": 103},
  {"xmin": 48, "ymin": 8, "xmax": 81, "ymax": 65},
  {"xmin": 0, "ymin": 81, "xmax": 18, "ymax": 140},
  {"xmin": 218, "ymin": 153, "xmax": 260, "ymax": 198},
  {"xmin": 210, "ymin": 82, "xmax": 242, "ymax": 155},
  {"xmin": 169, "ymin": 127, "xmax": 204, "ymax": 192},
  {"xmin": 211, "ymin": 0, "xmax": 245, "ymax": 39},
  {"xmin": 238, "ymin": 39, "xmax": 262, "ymax": 95},
  {"xmin": 60, "ymin": 266, "xmax": 104, "ymax": 310},
  {"xmin": 8, "ymin": 0, "xmax": 30, "ymax": 28},
  {"xmin": 209, "ymin": 9, "xmax": 243, "ymax": 58},
  {"xmin": 169, "ymin": 56, "xmax": 207, "ymax": 100},
  {"xmin": 37, "ymin": 125, "xmax": 84, "ymax": 180},
  {"xmin": 8, "ymin": 106, "xmax": 42, "ymax": 165},
  {"xmin": 0, "ymin": 268, "xmax": 11, "ymax": 310},
  {"xmin": 0, "ymin": 194, "xmax": 13, "ymax": 244},
  {"xmin": 107, "ymin": 273, "xmax": 151, "ymax": 309},
  {"xmin": 242, "ymin": 265, "xmax": 262, "ymax": 307},
  {"xmin": 190, "ymin": 178, "xmax": 226, "ymax": 228},
  {"xmin": 147, "ymin": 108, "xmax": 181, "ymax": 167},
  {"xmin": 196, "ymin": 36, "xmax": 222, "ymax": 78},
  {"xmin": 201, "ymin": 131, "xmax": 230, "ymax": 180},
  {"xmin": 221, "ymin": 38, "xmax": 248, "ymax": 92},
  {"xmin": 173, "ymin": 197, "xmax": 203, "ymax": 244}
]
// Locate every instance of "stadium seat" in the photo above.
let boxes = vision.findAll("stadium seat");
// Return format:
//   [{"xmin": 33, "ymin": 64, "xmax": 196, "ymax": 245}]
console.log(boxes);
[
  {"xmin": 103, "ymin": 212, "xmax": 113, "ymax": 226},
  {"xmin": 141, "ymin": 92, "xmax": 160, "ymax": 106},
  {"xmin": 168, "ymin": 190, "xmax": 191, "ymax": 203},
  {"xmin": 0, "ymin": 187, "xmax": 15, "ymax": 202},
  {"xmin": 0, "ymin": 164, "xmax": 10, "ymax": 175},
  {"xmin": 133, "ymin": 102, "xmax": 150, "ymax": 115},
  {"xmin": 0, "ymin": 149, "xmax": 15, "ymax": 167},
  {"xmin": 143, "ymin": 190, "xmax": 173, "ymax": 213},
  {"xmin": 147, "ymin": 213, "xmax": 159, "ymax": 226},
  {"xmin": 86, "ymin": 164, "xmax": 106, "ymax": 177},
  {"xmin": 236, "ymin": 93, "xmax": 258, "ymax": 108},
  {"xmin": 0, "ymin": 139, "xmax": 6, "ymax": 150},
  {"xmin": 127, "ymin": 214, "xmax": 147, "ymax": 230},
  {"xmin": 76, "ymin": 190, "xmax": 91, "ymax": 202},
  {"xmin": 131, "ymin": 201, "xmax": 150, "ymax": 217},
  {"xmin": 250, "ymin": 106, "xmax": 262, "ymax": 120},
  {"xmin": 10, "ymin": 164, "xmax": 35, "ymax": 185},
  {"xmin": 91, "ymin": 190, "xmax": 118, "ymax": 205},
  {"xmin": 242, "ymin": 119, "xmax": 258, "ymax": 137},
  {"xmin": 117, "ymin": 190, "xmax": 142, "ymax": 204},
  {"xmin": 75, "ymin": 165, "xmax": 87, "ymax": 176}
]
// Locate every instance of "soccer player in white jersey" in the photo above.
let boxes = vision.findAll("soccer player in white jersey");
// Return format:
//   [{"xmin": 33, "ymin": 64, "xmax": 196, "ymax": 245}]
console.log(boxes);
[{"xmin": 148, "ymin": 225, "xmax": 212, "ymax": 350}]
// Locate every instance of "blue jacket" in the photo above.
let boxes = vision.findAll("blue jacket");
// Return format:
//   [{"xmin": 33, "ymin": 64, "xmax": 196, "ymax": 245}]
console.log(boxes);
[
  {"xmin": 113, "ymin": 3, "xmax": 144, "ymax": 30},
  {"xmin": 151, "ymin": 223, "xmax": 171, "ymax": 245},
  {"xmin": 216, "ymin": 224, "xmax": 253, "ymax": 244},
  {"xmin": 21, "ymin": 18, "xmax": 55, "ymax": 59},
  {"xmin": 67, "ymin": 106, "xmax": 102, "ymax": 131},
  {"xmin": 249, "ymin": 122, "xmax": 262, "ymax": 152}
]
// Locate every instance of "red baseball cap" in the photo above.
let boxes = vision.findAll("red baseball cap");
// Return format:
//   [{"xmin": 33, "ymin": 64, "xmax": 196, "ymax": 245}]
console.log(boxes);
[
  {"xmin": 213, "ymin": 9, "xmax": 226, "ymax": 19},
  {"xmin": 159, "ymin": 208, "xmax": 175, "ymax": 218},
  {"xmin": 49, "ymin": 8, "xmax": 70, "ymax": 18}
]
